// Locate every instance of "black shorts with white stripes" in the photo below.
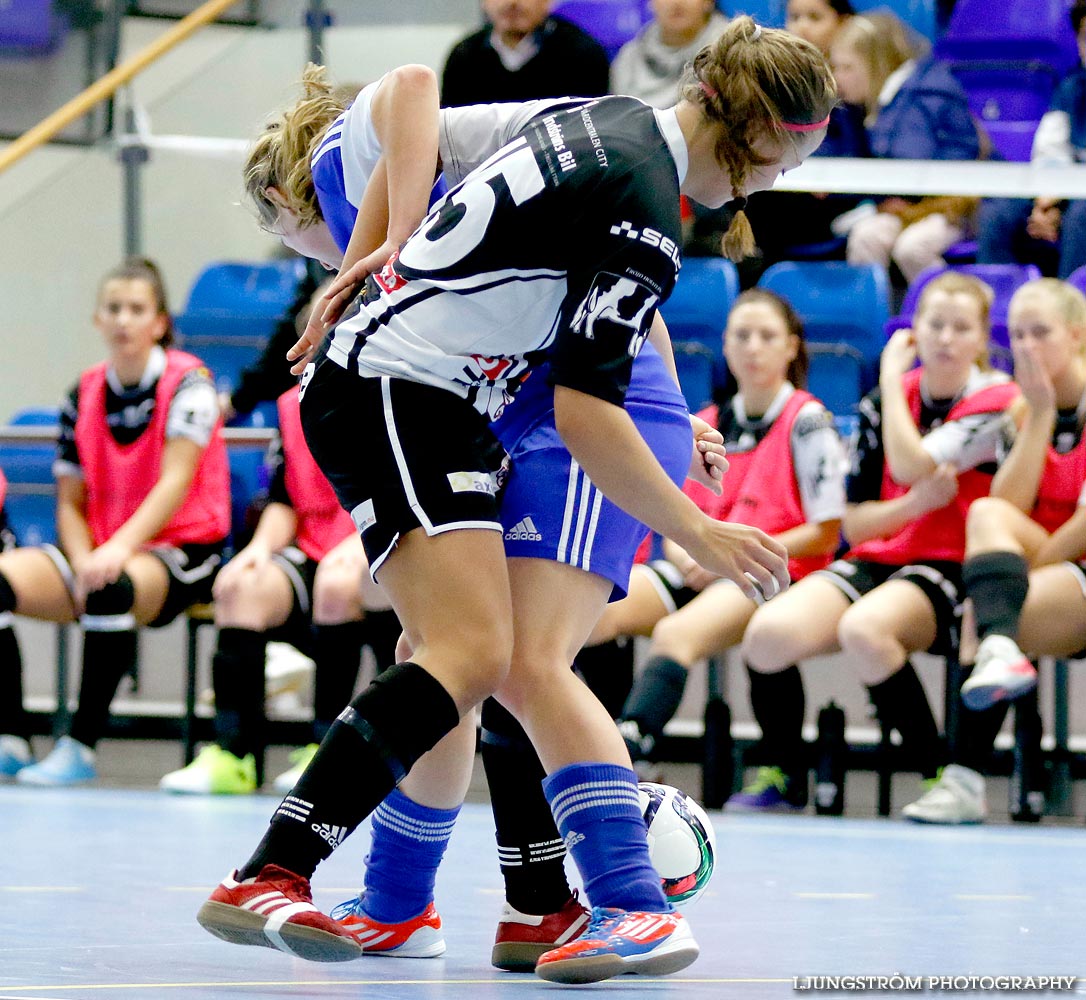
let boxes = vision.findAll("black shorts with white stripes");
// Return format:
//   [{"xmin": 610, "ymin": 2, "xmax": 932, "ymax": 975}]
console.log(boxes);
[
  {"xmin": 300, "ymin": 360, "xmax": 504, "ymax": 575},
  {"xmin": 813, "ymin": 557, "xmax": 963, "ymax": 654}
]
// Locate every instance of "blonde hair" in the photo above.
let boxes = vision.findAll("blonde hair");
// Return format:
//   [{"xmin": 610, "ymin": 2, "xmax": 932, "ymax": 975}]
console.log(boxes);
[
  {"xmin": 916, "ymin": 271, "xmax": 993, "ymax": 369},
  {"xmin": 1009, "ymin": 278, "xmax": 1086, "ymax": 333},
  {"xmin": 832, "ymin": 13, "xmax": 923, "ymax": 119},
  {"xmin": 682, "ymin": 15, "xmax": 837, "ymax": 260},
  {"xmin": 243, "ymin": 63, "xmax": 348, "ymax": 232}
]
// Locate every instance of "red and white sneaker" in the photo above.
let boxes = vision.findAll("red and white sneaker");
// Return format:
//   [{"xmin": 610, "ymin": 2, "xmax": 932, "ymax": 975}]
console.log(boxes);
[
  {"xmin": 492, "ymin": 892, "xmax": 591, "ymax": 971},
  {"xmin": 329, "ymin": 895, "xmax": 446, "ymax": 958},
  {"xmin": 197, "ymin": 865, "xmax": 362, "ymax": 963},
  {"xmin": 961, "ymin": 635, "xmax": 1037, "ymax": 711},
  {"xmin": 535, "ymin": 907, "xmax": 699, "ymax": 984}
]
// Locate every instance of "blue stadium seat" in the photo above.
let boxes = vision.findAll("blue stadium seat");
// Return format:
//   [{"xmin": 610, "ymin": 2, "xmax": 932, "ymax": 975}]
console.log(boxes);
[
  {"xmin": 658, "ymin": 257, "xmax": 740, "ymax": 355},
  {"xmin": 552, "ymin": 0, "xmax": 647, "ymax": 58},
  {"xmin": 0, "ymin": 406, "xmax": 59, "ymax": 547},
  {"xmin": 894, "ymin": 262, "xmax": 1042, "ymax": 330},
  {"xmin": 806, "ymin": 342, "xmax": 866, "ymax": 420},
  {"xmin": 852, "ymin": 0, "xmax": 937, "ymax": 42},
  {"xmin": 184, "ymin": 339, "xmax": 265, "ymax": 397},
  {"xmin": 722, "ymin": 0, "xmax": 785, "ymax": 28},
  {"xmin": 1066, "ymin": 266, "xmax": 1086, "ymax": 299},
  {"xmin": 935, "ymin": 0, "xmax": 1079, "ymax": 71},
  {"xmin": 0, "ymin": 0, "xmax": 67, "ymax": 57},
  {"xmin": 175, "ymin": 259, "xmax": 307, "ymax": 341},
  {"xmin": 757, "ymin": 262, "xmax": 891, "ymax": 386},
  {"xmin": 672, "ymin": 341, "xmax": 718, "ymax": 412}
]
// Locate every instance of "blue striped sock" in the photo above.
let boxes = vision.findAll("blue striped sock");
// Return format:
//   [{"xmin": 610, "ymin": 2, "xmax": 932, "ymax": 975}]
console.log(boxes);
[
  {"xmin": 361, "ymin": 788, "xmax": 460, "ymax": 922},
  {"xmin": 543, "ymin": 762, "xmax": 668, "ymax": 912}
]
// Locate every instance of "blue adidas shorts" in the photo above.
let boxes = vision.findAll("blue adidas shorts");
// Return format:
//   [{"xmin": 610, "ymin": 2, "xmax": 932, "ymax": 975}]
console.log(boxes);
[{"xmin": 500, "ymin": 399, "xmax": 693, "ymax": 600}]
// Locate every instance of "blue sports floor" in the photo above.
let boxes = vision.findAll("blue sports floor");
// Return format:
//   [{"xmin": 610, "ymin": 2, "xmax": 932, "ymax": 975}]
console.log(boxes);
[{"xmin": 1, "ymin": 788, "xmax": 1084, "ymax": 999}]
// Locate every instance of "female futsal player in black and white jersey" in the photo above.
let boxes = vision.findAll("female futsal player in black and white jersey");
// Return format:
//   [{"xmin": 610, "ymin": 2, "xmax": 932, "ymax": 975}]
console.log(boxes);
[{"xmin": 199, "ymin": 18, "xmax": 835, "ymax": 984}]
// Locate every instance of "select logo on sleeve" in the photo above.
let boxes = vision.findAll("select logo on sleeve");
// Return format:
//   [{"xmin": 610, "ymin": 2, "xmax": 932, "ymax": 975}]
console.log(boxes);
[
  {"xmin": 350, "ymin": 499, "xmax": 376, "ymax": 532},
  {"xmin": 447, "ymin": 471, "xmax": 498, "ymax": 495}
]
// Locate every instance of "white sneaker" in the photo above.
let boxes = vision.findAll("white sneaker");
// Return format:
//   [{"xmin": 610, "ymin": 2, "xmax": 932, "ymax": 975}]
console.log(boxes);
[
  {"xmin": 902, "ymin": 765, "xmax": 986, "ymax": 824},
  {"xmin": 961, "ymin": 635, "xmax": 1037, "ymax": 711},
  {"xmin": 0, "ymin": 735, "xmax": 33, "ymax": 779}
]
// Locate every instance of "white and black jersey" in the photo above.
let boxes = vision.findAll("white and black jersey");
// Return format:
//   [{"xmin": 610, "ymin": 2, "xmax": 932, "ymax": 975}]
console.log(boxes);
[{"xmin": 323, "ymin": 96, "xmax": 688, "ymax": 420}]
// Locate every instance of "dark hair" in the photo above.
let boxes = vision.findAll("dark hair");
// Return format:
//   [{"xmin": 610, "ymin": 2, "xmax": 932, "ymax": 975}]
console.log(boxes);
[
  {"xmin": 826, "ymin": 0, "xmax": 856, "ymax": 14},
  {"xmin": 1072, "ymin": 0, "xmax": 1086, "ymax": 36},
  {"xmin": 715, "ymin": 287, "xmax": 810, "ymax": 402},
  {"xmin": 99, "ymin": 256, "xmax": 175, "ymax": 347}
]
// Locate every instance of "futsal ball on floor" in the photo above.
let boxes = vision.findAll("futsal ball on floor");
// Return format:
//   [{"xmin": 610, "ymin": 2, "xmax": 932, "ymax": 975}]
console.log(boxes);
[{"xmin": 639, "ymin": 781, "xmax": 717, "ymax": 906}]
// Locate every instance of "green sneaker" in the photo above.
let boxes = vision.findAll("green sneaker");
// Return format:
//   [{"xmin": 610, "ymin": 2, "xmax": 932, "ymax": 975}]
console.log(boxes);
[
  {"xmin": 159, "ymin": 744, "xmax": 257, "ymax": 795},
  {"xmin": 724, "ymin": 766, "xmax": 804, "ymax": 813},
  {"xmin": 273, "ymin": 743, "xmax": 319, "ymax": 793}
]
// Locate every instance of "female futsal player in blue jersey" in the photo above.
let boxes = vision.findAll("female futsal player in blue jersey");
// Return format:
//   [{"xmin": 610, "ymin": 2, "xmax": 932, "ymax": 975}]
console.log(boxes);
[{"xmin": 200, "ymin": 18, "xmax": 834, "ymax": 984}]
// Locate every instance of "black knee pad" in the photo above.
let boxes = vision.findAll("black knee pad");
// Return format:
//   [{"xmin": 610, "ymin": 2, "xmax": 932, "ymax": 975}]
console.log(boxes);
[
  {"xmin": 0, "ymin": 568, "xmax": 16, "ymax": 615},
  {"xmin": 480, "ymin": 697, "xmax": 533, "ymax": 752},
  {"xmin": 83, "ymin": 573, "xmax": 136, "ymax": 617}
]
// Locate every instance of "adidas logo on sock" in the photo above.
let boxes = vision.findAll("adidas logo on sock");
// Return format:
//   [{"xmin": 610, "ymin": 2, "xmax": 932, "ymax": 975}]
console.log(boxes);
[
  {"xmin": 505, "ymin": 516, "xmax": 542, "ymax": 541},
  {"xmin": 311, "ymin": 822, "xmax": 347, "ymax": 850}
]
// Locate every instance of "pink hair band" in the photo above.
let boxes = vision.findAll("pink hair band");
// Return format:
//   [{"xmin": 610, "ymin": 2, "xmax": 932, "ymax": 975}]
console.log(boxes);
[{"xmin": 779, "ymin": 115, "xmax": 831, "ymax": 132}]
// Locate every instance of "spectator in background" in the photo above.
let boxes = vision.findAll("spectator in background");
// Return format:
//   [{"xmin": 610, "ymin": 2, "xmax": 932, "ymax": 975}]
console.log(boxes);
[
  {"xmin": 584, "ymin": 290, "xmax": 845, "ymax": 796},
  {"xmin": 610, "ymin": 0, "xmax": 729, "ymax": 109},
  {"xmin": 977, "ymin": 2, "xmax": 1086, "ymax": 280},
  {"xmin": 441, "ymin": 0, "xmax": 610, "ymax": 107},
  {"xmin": 0, "ymin": 258, "xmax": 230, "ymax": 786},
  {"xmin": 741, "ymin": 274, "xmax": 1016, "ymax": 811},
  {"xmin": 744, "ymin": 0, "xmax": 869, "ymax": 271},
  {"xmin": 833, "ymin": 13, "xmax": 982, "ymax": 286}
]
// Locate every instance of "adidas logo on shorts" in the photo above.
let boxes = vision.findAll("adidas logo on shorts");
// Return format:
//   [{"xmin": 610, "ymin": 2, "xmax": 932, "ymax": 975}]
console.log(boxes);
[{"xmin": 505, "ymin": 517, "xmax": 542, "ymax": 542}]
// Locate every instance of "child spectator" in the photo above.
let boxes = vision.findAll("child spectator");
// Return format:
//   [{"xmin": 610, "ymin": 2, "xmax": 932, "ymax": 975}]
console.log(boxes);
[
  {"xmin": 833, "ymin": 13, "xmax": 983, "ymax": 284},
  {"xmin": 977, "ymin": 2, "xmax": 1086, "ymax": 280},
  {"xmin": 610, "ymin": 0, "xmax": 729, "ymax": 109},
  {"xmin": 0, "ymin": 258, "xmax": 229, "ymax": 785},
  {"xmin": 441, "ymin": 0, "xmax": 610, "ymax": 107},
  {"xmin": 903, "ymin": 279, "xmax": 1086, "ymax": 822},
  {"xmin": 587, "ymin": 290, "xmax": 846, "ymax": 789},
  {"xmin": 160, "ymin": 385, "xmax": 399, "ymax": 795},
  {"xmin": 740, "ymin": 273, "xmax": 1017, "ymax": 810}
]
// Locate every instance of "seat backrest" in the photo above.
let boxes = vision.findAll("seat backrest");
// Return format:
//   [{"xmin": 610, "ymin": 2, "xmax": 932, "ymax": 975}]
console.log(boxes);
[
  {"xmin": 898, "ymin": 263, "xmax": 1042, "ymax": 327},
  {"xmin": 852, "ymin": 0, "xmax": 937, "ymax": 42},
  {"xmin": 180, "ymin": 339, "xmax": 265, "ymax": 396},
  {"xmin": 0, "ymin": 0, "xmax": 67, "ymax": 56},
  {"xmin": 981, "ymin": 118, "xmax": 1041, "ymax": 162},
  {"xmin": 552, "ymin": 0, "xmax": 647, "ymax": 58},
  {"xmin": 806, "ymin": 342, "xmax": 866, "ymax": 419},
  {"xmin": 658, "ymin": 257, "xmax": 739, "ymax": 355},
  {"xmin": 724, "ymin": 0, "xmax": 785, "ymax": 28},
  {"xmin": 1065, "ymin": 266, "xmax": 1086, "ymax": 298},
  {"xmin": 757, "ymin": 262, "xmax": 890, "ymax": 371},
  {"xmin": 671, "ymin": 341, "xmax": 718, "ymax": 412},
  {"xmin": 935, "ymin": 0, "xmax": 1079, "ymax": 74},
  {"xmin": 950, "ymin": 63, "xmax": 1060, "ymax": 126},
  {"xmin": 177, "ymin": 259, "xmax": 307, "ymax": 341}
]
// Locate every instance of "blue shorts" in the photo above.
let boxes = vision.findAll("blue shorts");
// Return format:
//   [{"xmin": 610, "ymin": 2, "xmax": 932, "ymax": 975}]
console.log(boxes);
[{"xmin": 500, "ymin": 397, "xmax": 692, "ymax": 600}]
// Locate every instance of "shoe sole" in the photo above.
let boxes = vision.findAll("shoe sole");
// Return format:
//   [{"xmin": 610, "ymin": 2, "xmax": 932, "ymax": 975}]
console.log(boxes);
[
  {"xmin": 197, "ymin": 900, "xmax": 362, "ymax": 963},
  {"xmin": 492, "ymin": 941, "xmax": 551, "ymax": 972},
  {"xmin": 535, "ymin": 939, "xmax": 700, "ymax": 984},
  {"xmin": 961, "ymin": 673, "xmax": 1037, "ymax": 712},
  {"xmin": 902, "ymin": 812, "xmax": 983, "ymax": 825}
]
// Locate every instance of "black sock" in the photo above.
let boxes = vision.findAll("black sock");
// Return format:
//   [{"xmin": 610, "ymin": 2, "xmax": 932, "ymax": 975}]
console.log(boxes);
[
  {"xmin": 954, "ymin": 663, "xmax": 1010, "ymax": 773},
  {"xmin": 746, "ymin": 664, "xmax": 807, "ymax": 804},
  {"xmin": 574, "ymin": 638, "xmax": 635, "ymax": 719},
  {"xmin": 312, "ymin": 620, "xmax": 365, "ymax": 741},
  {"xmin": 212, "ymin": 628, "xmax": 267, "ymax": 760},
  {"xmin": 619, "ymin": 655, "xmax": 688, "ymax": 758},
  {"xmin": 0, "ymin": 624, "xmax": 30, "ymax": 740},
  {"xmin": 68, "ymin": 630, "xmax": 138, "ymax": 749},
  {"xmin": 362, "ymin": 609, "xmax": 402, "ymax": 676},
  {"xmin": 962, "ymin": 552, "xmax": 1030, "ymax": 641},
  {"xmin": 480, "ymin": 698, "xmax": 572, "ymax": 915},
  {"xmin": 866, "ymin": 661, "xmax": 944, "ymax": 778},
  {"xmin": 238, "ymin": 661, "xmax": 459, "ymax": 881}
]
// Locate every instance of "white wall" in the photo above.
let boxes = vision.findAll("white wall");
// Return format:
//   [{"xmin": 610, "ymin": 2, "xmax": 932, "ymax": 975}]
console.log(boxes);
[{"xmin": 0, "ymin": 16, "xmax": 474, "ymax": 421}]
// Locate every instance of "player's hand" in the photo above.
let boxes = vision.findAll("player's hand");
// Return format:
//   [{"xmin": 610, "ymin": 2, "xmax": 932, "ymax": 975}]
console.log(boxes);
[
  {"xmin": 1011, "ymin": 337, "xmax": 1057, "ymax": 414},
  {"xmin": 688, "ymin": 414, "xmax": 728, "ymax": 495},
  {"xmin": 1026, "ymin": 198, "xmax": 1061, "ymax": 243},
  {"xmin": 76, "ymin": 539, "xmax": 134, "ymax": 601},
  {"xmin": 908, "ymin": 463, "xmax": 959, "ymax": 513},
  {"xmin": 880, "ymin": 329, "xmax": 917, "ymax": 383},
  {"xmin": 212, "ymin": 542, "xmax": 271, "ymax": 601},
  {"xmin": 683, "ymin": 518, "xmax": 789, "ymax": 603}
]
